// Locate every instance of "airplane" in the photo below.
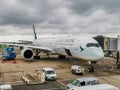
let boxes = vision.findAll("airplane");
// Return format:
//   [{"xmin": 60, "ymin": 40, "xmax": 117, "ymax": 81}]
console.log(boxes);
[{"xmin": 0, "ymin": 25, "xmax": 104, "ymax": 72}]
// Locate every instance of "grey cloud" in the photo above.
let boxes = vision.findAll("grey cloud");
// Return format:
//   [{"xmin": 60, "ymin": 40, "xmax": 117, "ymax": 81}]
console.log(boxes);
[
  {"xmin": 0, "ymin": 0, "xmax": 57, "ymax": 26},
  {"xmin": 68, "ymin": 0, "xmax": 93, "ymax": 15},
  {"xmin": 0, "ymin": 0, "xmax": 120, "ymax": 35},
  {"xmin": 68, "ymin": 0, "xmax": 120, "ymax": 15},
  {"xmin": 95, "ymin": 0, "xmax": 120, "ymax": 14}
]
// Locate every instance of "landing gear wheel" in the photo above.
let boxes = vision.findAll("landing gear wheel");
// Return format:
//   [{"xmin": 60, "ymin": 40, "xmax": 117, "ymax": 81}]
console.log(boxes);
[
  {"xmin": 88, "ymin": 66, "xmax": 94, "ymax": 73},
  {"xmin": 34, "ymin": 56, "xmax": 40, "ymax": 59},
  {"xmin": 58, "ymin": 55, "xmax": 66, "ymax": 59}
]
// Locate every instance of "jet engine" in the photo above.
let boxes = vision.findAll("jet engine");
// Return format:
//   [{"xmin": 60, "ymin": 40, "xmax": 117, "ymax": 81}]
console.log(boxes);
[{"xmin": 21, "ymin": 48, "xmax": 33, "ymax": 60}]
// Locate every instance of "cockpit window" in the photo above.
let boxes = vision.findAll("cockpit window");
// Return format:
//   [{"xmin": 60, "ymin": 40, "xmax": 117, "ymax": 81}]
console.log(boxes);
[{"xmin": 86, "ymin": 43, "xmax": 100, "ymax": 47}]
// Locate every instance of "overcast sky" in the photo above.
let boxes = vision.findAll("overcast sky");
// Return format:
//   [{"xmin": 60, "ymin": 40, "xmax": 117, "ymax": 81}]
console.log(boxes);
[{"xmin": 0, "ymin": 0, "xmax": 120, "ymax": 35}]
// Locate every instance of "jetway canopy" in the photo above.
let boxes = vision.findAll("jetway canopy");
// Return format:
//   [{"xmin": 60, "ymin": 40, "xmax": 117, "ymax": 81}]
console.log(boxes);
[{"xmin": 94, "ymin": 35, "xmax": 120, "ymax": 52}]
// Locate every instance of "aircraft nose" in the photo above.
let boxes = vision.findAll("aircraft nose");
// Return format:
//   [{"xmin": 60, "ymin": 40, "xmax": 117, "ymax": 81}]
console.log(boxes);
[{"xmin": 91, "ymin": 49, "xmax": 104, "ymax": 60}]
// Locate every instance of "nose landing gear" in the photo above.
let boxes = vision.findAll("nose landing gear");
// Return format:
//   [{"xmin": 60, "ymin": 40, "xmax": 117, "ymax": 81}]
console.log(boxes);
[
  {"xmin": 87, "ymin": 61, "xmax": 96, "ymax": 73},
  {"xmin": 88, "ymin": 66, "xmax": 94, "ymax": 72}
]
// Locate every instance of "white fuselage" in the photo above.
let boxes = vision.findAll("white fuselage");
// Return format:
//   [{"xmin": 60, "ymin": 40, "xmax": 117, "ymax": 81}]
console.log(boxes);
[{"xmin": 33, "ymin": 36, "xmax": 104, "ymax": 61}]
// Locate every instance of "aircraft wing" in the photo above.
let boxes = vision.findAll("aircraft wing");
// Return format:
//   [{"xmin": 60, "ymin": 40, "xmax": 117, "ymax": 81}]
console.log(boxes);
[
  {"xmin": 18, "ymin": 40, "xmax": 33, "ymax": 44},
  {"xmin": 0, "ymin": 42, "xmax": 53, "ymax": 52}
]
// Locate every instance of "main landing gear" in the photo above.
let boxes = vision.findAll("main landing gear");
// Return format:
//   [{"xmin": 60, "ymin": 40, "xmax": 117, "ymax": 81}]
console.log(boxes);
[
  {"xmin": 58, "ymin": 55, "xmax": 66, "ymax": 59},
  {"xmin": 34, "ymin": 50, "xmax": 50, "ymax": 59},
  {"xmin": 87, "ymin": 61, "xmax": 96, "ymax": 73},
  {"xmin": 34, "ymin": 50, "xmax": 41, "ymax": 59}
]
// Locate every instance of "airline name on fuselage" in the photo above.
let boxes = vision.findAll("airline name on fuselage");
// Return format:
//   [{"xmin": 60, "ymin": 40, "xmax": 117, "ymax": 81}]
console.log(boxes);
[{"xmin": 55, "ymin": 38, "xmax": 75, "ymax": 45}]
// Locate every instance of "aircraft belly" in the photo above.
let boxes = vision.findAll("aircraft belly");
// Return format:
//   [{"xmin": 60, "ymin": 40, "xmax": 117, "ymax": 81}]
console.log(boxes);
[
  {"xmin": 53, "ymin": 48, "xmax": 67, "ymax": 56},
  {"xmin": 71, "ymin": 51, "xmax": 93, "ymax": 60}
]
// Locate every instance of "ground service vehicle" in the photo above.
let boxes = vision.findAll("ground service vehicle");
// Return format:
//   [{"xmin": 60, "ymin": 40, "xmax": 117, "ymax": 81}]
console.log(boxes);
[
  {"xmin": 70, "ymin": 84, "xmax": 120, "ymax": 90},
  {"xmin": 43, "ymin": 67, "xmax": 57, "ymax": 80},
  {"xmin": 67, "ymin": 77, "xmax": 99, "ymax": 90},
  {"xmin": 71, "ymin": 65, "xmax": 84, "ymax": 75},
  {"xmin": 21, "ymin": 70, "xmax": 45, "ymax": 84},
  {"xmin": 0, "ymin": 84, "xmax": 12, "ymax": 90},
  {"xmin": 2, "ymin": 48, "xmax": 16, "ymax": 61}
]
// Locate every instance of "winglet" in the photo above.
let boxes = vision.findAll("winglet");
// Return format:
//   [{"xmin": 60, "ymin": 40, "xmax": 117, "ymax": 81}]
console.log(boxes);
[{"xmin": 33, "ymin": 24, "xmax": 37, "ymax": 39}]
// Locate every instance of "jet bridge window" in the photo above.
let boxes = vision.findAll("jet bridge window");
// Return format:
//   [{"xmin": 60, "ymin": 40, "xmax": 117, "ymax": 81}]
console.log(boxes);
[{"xmin": 86, "ymin": 43, "xmax": 100, "ymax": 47}]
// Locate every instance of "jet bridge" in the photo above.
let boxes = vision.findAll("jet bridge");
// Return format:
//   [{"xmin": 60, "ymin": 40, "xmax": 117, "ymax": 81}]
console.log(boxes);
[
  {"xmin": 94, "ymin": 35, "xmax": 118, "ymax": 52},
  {"xmin": 94, "ymin": 35, "xmax": 120, "ymax": 72}
]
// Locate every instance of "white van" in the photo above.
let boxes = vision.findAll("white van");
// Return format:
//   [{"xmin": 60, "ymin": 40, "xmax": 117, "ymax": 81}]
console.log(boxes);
[
  {"xmin": 0, "ymin": 84, "xmax": 12, "ymax": 90},
  {"xmin": 43, "ymin": 67, "xmax": 57, "ymax": 81},
  {"xmin": 72, "ymin": 84, "xmax": 120, "ymax": 90},
  {"xmin": 67, "ymin": 77, "xmax": 99, "ymax": 90}
]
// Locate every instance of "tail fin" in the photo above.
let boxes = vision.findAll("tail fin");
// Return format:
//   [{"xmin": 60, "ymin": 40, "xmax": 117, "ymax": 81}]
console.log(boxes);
[{"xmin": 33, "ymin": 24, "xmax": 37, "ymax": 39}]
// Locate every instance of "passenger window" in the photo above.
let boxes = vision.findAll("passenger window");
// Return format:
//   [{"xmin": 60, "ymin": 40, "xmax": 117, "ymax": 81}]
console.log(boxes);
[{"xmin": 79, "ymin": 81, "xmax": 85, "ymax": 86}]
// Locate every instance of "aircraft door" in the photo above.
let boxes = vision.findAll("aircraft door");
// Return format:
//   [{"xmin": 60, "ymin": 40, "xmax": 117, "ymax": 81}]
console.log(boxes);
[{"xmin": 65, "ymin": 49, "xmax": 72, "ymax": 56}]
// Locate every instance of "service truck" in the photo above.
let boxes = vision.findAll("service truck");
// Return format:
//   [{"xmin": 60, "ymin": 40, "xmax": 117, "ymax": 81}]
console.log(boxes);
[{"xmin": 71, "ymin": 65, "xmax": 84, "ymax": 75}]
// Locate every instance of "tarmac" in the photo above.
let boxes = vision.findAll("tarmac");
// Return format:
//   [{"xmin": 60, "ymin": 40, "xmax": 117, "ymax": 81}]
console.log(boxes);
[
  {"xmin": 0, "ymin": 53, "xmax": 120, "ymax": 89},
  {"xmin": 12, "ymin": 81, "xmax": 66, "ymax": 90}
]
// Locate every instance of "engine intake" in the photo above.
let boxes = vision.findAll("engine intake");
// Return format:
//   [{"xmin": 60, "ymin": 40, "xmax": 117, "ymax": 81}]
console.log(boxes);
[{"xmin": 21, "ymin": 48, "xmax": 33, "ymax": 60}]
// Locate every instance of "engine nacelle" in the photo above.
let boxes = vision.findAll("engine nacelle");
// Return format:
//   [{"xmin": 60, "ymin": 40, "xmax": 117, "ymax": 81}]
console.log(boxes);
[{"xmin": 21, "ymin": 48, "xmax": 33, "ymax": 60}]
